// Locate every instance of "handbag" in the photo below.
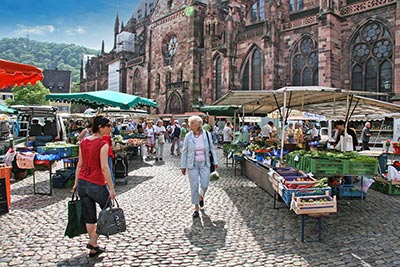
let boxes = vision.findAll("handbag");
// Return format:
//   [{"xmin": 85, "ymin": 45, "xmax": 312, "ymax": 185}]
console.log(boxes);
[
  {"xmin": 65, "ymin": 191, "xmax": 87, "ymax": 238},
  {"xmin": 158, "ymin": 134, "xmax": 165, "ymax": 144},
  {"xmin": 96, "ymin": 197, "xmax": 126, "ymax": 238},
  {"xmin": 206, "ymin": 131, "xmax": 215, "ymax": 173}
]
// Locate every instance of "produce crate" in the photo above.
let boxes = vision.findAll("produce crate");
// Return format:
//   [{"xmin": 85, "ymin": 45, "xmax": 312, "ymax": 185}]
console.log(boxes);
[
  {"xmin": 292, "ymin": 192, "xmax": 337, "ymax": 215},
  {"xmin": 371, "ymin": 180, "xmax": 400, "ymax": 195},
  {"xmin": 302, "ymin": 157, "xmax": 345, "ymax": 175},
  {"xmin": 70, "ymin": 145, "xmax": 79, "ymax": 157},
  {"xmin": 345, "ymin": 161, "xmax": 378, "ymax": 175},
  {"xmin": 338, "ymin": 184, "xmax": 367, "ymax": 199},
  {"xmin": 281, "ymin": 185, "xmax": 332, "ymax": 205}
]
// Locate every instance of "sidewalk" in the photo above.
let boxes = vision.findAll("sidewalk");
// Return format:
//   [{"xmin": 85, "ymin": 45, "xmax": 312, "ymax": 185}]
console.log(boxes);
[{"xmin": 1, "ymin": 144, "xmax": 400, "ymax": 266}]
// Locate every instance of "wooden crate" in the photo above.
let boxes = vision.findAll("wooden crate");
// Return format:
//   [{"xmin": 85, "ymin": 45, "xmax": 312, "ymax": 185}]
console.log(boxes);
[{"xmin": 292, "ymin": 192, "xmax": 337, "ymax": 215}]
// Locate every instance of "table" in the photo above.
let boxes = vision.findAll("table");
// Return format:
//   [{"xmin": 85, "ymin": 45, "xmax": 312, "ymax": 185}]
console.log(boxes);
[{"xmin": 33, "ymin": 160, "xmax": 56, "ymax": 196}]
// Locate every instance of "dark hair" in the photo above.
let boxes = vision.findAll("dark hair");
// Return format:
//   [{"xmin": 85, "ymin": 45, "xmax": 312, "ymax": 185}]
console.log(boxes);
[
  {"xmin": 87, "ymin": 122, "xmax": 93, "ymax": 128},
  {"xmin": 335, "ymin": 120, "xmax": 345, "ymax": 127},
  {"xmin": 92, "ymin": 115, "xmax": 110, "ymax": 133}
]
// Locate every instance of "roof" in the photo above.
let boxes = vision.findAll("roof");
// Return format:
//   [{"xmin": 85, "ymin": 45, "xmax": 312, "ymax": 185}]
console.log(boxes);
[{"xmin": 213, "ymin": 86, "xmax": 400, "ymax": 120}]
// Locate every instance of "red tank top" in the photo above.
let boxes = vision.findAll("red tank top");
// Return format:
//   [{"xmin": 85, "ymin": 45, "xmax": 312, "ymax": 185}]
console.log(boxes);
[{"xmin": 78, "ymin": 138, "xmax": 108, "ymax": 185}]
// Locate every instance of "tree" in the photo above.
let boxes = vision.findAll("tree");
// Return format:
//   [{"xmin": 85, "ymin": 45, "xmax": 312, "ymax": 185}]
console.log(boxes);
[{"xmin": 6, "ymin": 81, "xmax": 50, "ymax": 106}]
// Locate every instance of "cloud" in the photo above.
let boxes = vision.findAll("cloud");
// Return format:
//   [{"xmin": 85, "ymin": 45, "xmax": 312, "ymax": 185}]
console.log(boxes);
[
  {"xmin": 14, "ymin": 24, "xmax": 55, "ymax": 35},
  {"xmin": 65, "ymin": 26, "xmax": 86, "ymax": 35}
]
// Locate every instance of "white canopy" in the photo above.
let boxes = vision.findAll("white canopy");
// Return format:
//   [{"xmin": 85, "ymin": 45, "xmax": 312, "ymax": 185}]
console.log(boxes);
[{"xmin": 213, "ymin": 86, "xmax": 400, "ymax": 119}]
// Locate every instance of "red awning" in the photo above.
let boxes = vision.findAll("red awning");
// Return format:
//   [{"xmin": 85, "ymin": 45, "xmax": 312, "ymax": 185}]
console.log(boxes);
[{"xmin": 0, "ymin": 59, "xmax": 43, "ymax": 89}]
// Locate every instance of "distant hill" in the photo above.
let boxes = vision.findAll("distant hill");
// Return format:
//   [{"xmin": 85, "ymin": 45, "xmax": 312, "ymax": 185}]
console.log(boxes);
[{"xmin": 0, "ymin": 37, "xmax": 99, "ymax": 83}]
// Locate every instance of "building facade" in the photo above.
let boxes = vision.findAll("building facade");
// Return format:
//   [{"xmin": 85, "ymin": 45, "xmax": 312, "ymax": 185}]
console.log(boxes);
[{"xmin": 80, "ymin": 0, "xmax": 399, "ymax": 114}]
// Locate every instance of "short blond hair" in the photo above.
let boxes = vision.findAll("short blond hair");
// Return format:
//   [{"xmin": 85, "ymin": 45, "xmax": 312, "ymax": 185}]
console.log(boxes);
[{"xmin": 188, "ymin": 115, "xmax": 203, "ymax": 131}]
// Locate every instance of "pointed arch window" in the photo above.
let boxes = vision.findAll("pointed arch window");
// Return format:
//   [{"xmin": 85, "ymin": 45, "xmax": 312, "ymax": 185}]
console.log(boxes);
[
  {"xmin": 156, "ymin": 73, "xmax": 160, "ymax": 92},
  {"xmin": 241, "ymin": 47, "xmax": 262, "ymax": 90},
  {"xmin": 133, "ymin": 69, "xmax": 141, "ymax": 95},
  {"xmin": 351, "ymin": 21, "xmax": 393, "ymax": 100},
  {"xmin": 251, "ymin": 0, "xmax": 265, "ymax": 23},
  {"xmin": 291, "ymin": 36, "xmax": 319, "ymax": 86},
  {"xmin": 289, "ymin": 0, "xmax": 304, "ymax": 12},
  {"xmin": 215, "ymin": 56, "xmax": 222, "ymax": 99}
]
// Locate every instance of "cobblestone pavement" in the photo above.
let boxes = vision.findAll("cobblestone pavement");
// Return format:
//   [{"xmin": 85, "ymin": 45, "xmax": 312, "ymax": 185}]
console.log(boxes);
[{"xmin": 1, "ymin": 144, "xmax": 400, "ymax": 266}]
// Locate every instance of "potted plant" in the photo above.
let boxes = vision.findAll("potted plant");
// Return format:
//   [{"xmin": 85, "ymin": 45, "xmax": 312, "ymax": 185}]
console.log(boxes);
[
  {"xmin": 384, "ymin": 140, "xmax": 391, "ymax": 153},
  {"xmin": 392, "ymin": 141, "xmax": 400, "ymax": 154}
]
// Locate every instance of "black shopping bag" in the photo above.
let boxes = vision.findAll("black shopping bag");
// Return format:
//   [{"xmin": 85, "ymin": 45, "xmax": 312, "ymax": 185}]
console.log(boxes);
[
  {"xmin": 96, "ymin": 198, "xmax": 126, "ymax": 238},
  {"xmin": 64, "ymin": 191, "xmax": 87, "ymax": 238}
]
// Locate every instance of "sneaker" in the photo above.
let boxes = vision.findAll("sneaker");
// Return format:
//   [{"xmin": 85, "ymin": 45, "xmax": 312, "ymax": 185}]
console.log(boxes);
[{"xmin": 199, "ymin": 199, "xmax": 204, "ymax": 208}]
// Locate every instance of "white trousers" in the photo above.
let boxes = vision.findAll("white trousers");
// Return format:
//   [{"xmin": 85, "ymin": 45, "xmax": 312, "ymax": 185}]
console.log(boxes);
[{"xmin": 187, "ymin": 161, "xmax": 210, "ymax": 205}]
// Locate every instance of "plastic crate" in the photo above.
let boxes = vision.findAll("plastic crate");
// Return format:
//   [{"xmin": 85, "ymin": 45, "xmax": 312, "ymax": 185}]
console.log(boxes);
[
  {"xmin": 70, "ymin": 145, "xmax": 79, "ymax": 157},
  {"xmin": 371, "ymin": 181, "xmax": 400, "ymax": 195},
  {"xmin": 281, "ymin": 186, "xmax": 332, "ymax": 205},
  {"xmin": 345, "ymin": 161, "xmax": 378, "ymax": 175},
  {"xmin": 302, "ymin": 157, "xmax": 345, "ymax": 175},
  {"xmin": 338, "ymin": 184, "xmax": 367, "ymax": 199},
  {"xmin": 56, "ymin": 147, "xmax": 71, "ymax": 158}
]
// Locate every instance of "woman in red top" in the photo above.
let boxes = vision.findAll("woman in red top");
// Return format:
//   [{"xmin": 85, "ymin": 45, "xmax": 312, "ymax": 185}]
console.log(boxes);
[{"xmin": 73, "ymin": 115, "xmax": 116, "ymax": 258}]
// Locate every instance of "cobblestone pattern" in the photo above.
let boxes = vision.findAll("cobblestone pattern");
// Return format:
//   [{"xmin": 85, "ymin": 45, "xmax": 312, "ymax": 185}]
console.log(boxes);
[{"xmin": 1, "ymin": 145, "xmax": 400, "ymax": 266}]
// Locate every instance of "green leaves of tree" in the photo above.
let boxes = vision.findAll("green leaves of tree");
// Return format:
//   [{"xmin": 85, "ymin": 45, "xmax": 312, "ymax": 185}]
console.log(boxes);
[{"xmin": 6, "ymin": 82, "xmax": 50, "ymax": 106}]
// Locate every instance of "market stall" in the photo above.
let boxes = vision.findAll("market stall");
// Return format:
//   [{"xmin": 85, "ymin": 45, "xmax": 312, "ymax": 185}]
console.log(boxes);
[
  {"xmin": 46, "ymin": 90, "xmax": 158, "ymax": 184},
  {"xmin": 212, "ymin": 86, "xmax": 400, "ymax": 241}
]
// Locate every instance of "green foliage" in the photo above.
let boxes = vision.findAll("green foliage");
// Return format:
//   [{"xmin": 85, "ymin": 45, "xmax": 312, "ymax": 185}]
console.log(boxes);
[
  {"xmin": 6, "ymin": 81, "xmax": 50, "ymax": 105},
  {"xmin": 0, "ymin": 37, "xmax": 98, "ymax": 83}
]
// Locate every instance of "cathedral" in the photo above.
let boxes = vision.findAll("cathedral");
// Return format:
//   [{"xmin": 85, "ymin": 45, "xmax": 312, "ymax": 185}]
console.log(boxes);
[{"xmin": 80, "ymin": 0, "xmax": 398, "ymax": 114}]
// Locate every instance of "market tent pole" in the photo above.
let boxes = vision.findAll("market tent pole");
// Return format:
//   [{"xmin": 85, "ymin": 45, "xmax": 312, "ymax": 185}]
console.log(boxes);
[{"xmin": 280, "ymin": 91, "xmax": 287, "ymax": 163}]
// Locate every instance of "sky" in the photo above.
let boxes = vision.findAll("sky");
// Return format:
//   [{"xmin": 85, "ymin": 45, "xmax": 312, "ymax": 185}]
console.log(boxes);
[{"xmin": 0, "ymin": 0, "xmax": 141, "ymax": 50}]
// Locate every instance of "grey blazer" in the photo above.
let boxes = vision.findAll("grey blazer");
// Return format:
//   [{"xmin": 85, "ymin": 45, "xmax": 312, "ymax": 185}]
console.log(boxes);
[{"xmin": 181, "ymin": 130, "xmax": 218, "ymax": 169}]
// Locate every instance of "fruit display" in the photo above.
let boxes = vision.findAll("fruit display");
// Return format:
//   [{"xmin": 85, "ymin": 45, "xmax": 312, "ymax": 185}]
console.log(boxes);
[
  {"xmin": 292, "ymin": 192, "xmax": 337, "ymax": 215},
  {"xmin": 127, "ymin": 138, "xmax": 146, "ymax": 146}
]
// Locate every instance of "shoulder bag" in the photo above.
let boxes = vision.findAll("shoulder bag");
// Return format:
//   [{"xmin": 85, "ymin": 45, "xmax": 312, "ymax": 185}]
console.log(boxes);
[
  {"xmin": 206, "ymin": 131, "xmax": 215, "ymax": 173},
  {"xmin": 96, "ymin": 197, "xmax": 126, "ymax": 238}
]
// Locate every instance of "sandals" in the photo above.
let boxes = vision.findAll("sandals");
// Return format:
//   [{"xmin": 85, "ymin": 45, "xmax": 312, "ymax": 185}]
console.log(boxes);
[
  {"xmin": 87, "ymin": 243, "xmax": 105, "ymax": 258},
  {"xmin": 192, "ymin": 210, "xmax": 199, "ymax": 218},
  {"xmin": 199, "ymin": 199, "xmax": 204, "ymax": 208}
]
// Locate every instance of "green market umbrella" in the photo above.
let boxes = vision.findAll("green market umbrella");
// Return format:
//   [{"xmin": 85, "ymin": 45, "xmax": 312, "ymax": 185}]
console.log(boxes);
[
  {"xmin": 0, "ymin": 103, "xmax": 17, "ymax": 114},
  {"xmin": 46, "ymin": 90, "xmax": 158, "ymax": 110},
  {"xmin": 199, "ymin": 105, "xmax": 241, "ymax": 116}
]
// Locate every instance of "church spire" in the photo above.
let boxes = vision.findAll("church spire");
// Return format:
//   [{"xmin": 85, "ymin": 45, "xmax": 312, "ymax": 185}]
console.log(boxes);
[
  {"xmin": 113, "ymin": 12, "xmax": 120, "ymax": 49},
  {"xmin": 101, "ymin": 40, "xmax": 105, "ymax": 55}
]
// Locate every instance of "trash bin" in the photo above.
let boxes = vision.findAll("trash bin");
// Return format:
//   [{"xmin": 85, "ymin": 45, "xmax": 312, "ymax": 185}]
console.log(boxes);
[{"xmin": 0, "ymin": 166, "xmax": 11, "ymax": 214}]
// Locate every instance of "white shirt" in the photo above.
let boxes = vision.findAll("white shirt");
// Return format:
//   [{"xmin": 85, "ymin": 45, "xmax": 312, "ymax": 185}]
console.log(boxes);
[
  {"xmin": 223, "ymin": 126, "xmax": 233, "ymax": 142},
  {"xmin": 154, "ymin": 125, "xmax": 166, "ymax": 135}
]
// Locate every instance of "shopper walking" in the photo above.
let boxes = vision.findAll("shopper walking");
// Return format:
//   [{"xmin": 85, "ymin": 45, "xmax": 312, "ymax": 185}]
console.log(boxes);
[
  {"xmin": 222, "ymin": 122, "xmax": 233, "ymax": 144},
  {"xmin": 145, "ymin": 121, "xmax": 156, "ymax": 159},
  {"xmin": 181, "ymin": 115, "xmax": 218, "ymax": 218},
  {"xmin": 170, "ymin": 120, "xmax": 181, "ymax": 156},
  {"xmin": 72, "ymin": 115, "xmax": 116, "ymax": 258},
  {"xmin": 154, "ymin": 119, "xmax": 166, "ymax": 161}
]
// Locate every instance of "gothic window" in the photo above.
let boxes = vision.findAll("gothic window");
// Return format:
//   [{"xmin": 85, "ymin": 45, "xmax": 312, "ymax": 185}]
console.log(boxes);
[
  {"xmin": 241, "ymin": 47, "xmax": 262, "ymax": 90},
  {"xmin": 252, "ymin": 50, "xmax": 261, "ymax": 90},
  {"xmin": 351, "ymin": 21, "xmax": 393, "ymax": 99},
  {"xmin": 251, "ymin": 0, "xmax": 265, "ymax": 23},
  {"xmin": 178, "ymin": 69, "xmax": 183, "ymax": 82},
  {"xmin": 166, "ymin": 72, "xmax": 171, "ymax": 86},
  {"xmin": 216, "ymin": 56, "xmax": 222, "ymax": 99},
  {"xmin": 291, "ymin": 36, "xmax": 319, "ymax": 86},
  {"xmin": 156, "ymin": 73, "xmax": 160, "ymax": 92},
  {"xmin": 133, "ymin": 69, "xmax": 141, "ymax": 95},
  {"xmin": 289, "ymin": 0, "xmax": 304, "ymax": 12}
]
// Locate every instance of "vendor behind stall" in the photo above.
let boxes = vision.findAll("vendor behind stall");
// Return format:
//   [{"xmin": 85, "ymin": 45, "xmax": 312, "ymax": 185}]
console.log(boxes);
[{"xmin": 333, "ymin": 120, "xmax": 358, "ymax": 151}]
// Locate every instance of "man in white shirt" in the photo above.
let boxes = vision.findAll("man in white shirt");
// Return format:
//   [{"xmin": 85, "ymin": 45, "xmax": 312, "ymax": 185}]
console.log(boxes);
[{"xmin": 222, "ymin": 122, "xmax": 233, "ymax": 143}]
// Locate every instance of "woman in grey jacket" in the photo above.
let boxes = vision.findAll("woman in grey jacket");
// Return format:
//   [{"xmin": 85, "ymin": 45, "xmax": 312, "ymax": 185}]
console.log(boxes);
[{"xmin": 181, "ymin": 115, "xmax": 218, "ymax": 218}]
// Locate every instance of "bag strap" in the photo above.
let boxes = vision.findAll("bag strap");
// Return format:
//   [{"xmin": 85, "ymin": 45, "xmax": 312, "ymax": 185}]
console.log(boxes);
[
  {"xmin": 71, "ymin": 190, "xmax": 79, "ymax": 201},
  {"xmin": 103, "ymin": 197, "xmax": 119, "ymax": 209},
  {"xmin": 205, "ymin": 131, "xmax": 214, "ymax": 163}
]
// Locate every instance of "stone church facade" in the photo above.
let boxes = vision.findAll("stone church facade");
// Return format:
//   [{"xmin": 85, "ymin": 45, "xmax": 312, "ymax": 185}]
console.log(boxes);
[{"xmin": 80, "ymin": 0, "xmax": 398, "ymax": 114}]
